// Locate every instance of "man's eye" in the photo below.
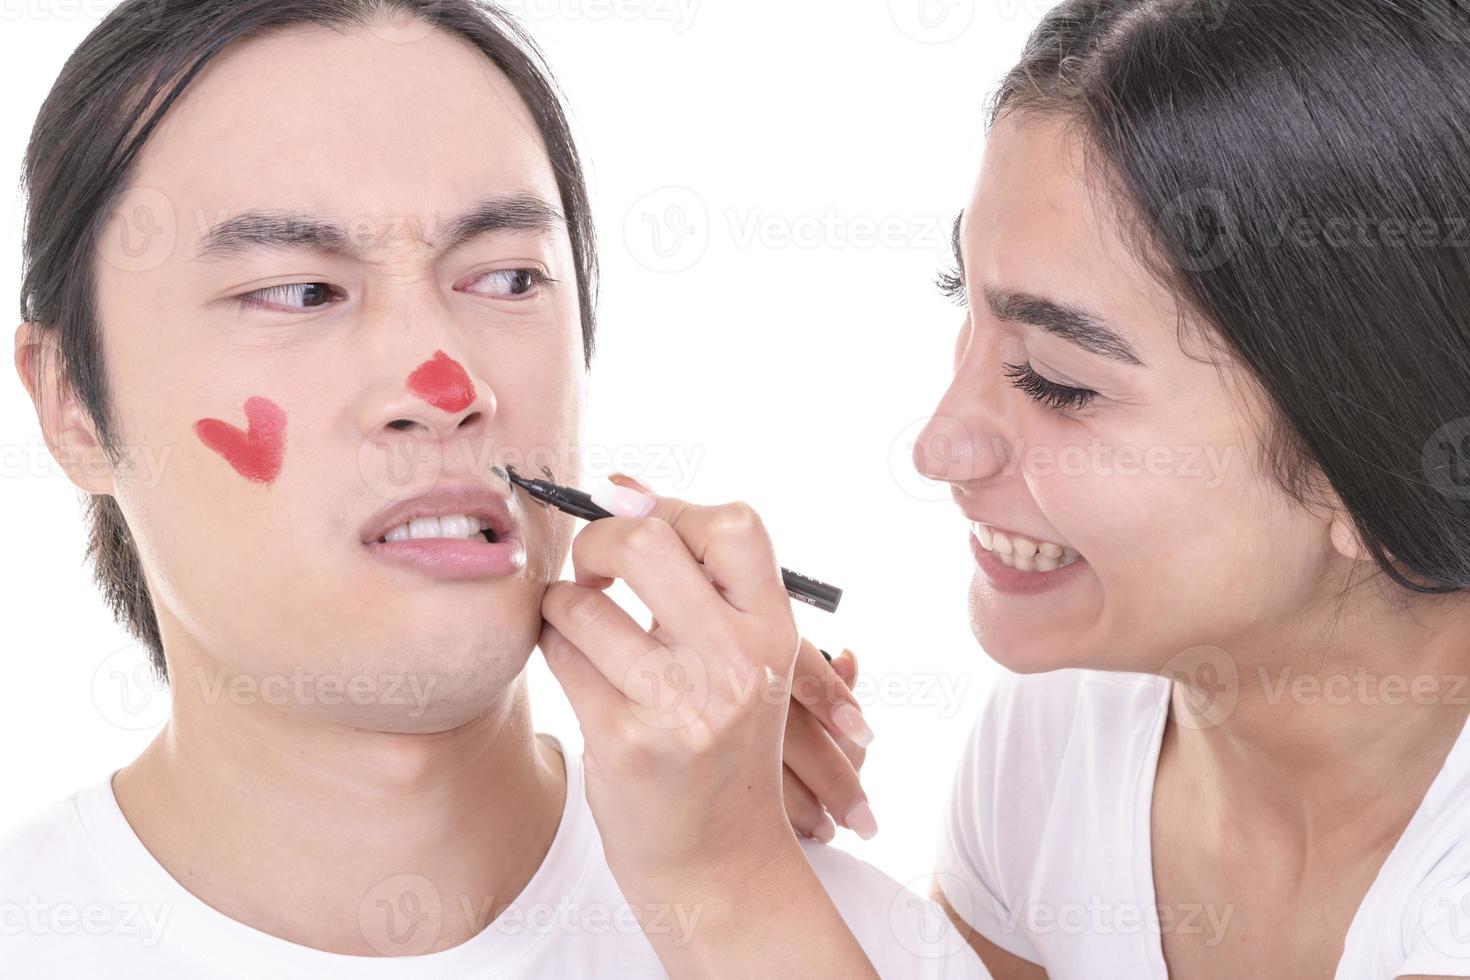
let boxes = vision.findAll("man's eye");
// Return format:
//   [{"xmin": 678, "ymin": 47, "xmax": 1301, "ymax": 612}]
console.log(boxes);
[
  {"xmin": 237, "ymin": 282, "xmax": 341, "ymax": 311},
  {"xmin": 467, "ymin": 268, "xmax": 551, "ymax": 299}
]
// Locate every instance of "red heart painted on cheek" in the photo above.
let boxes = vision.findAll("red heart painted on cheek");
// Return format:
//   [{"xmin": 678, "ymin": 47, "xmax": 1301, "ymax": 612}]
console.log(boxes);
[{"xmin": 193, "ymin": 396, "xmax": 288, "ymax": 485}]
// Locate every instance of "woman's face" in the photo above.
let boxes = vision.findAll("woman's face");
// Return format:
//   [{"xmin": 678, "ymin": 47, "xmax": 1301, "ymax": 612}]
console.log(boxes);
[{"xmin": 913, "ymin": 111, "xmax": 1346, "ymax": 676}]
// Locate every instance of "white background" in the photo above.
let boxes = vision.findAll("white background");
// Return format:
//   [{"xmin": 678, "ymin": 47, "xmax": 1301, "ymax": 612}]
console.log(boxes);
[{"xmin": 0, "ymin": 0, "xmax": 1051, "ymax": 890}]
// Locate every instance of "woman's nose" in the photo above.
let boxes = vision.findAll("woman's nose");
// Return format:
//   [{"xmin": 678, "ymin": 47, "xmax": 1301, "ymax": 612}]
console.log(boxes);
[{"xmin": 911, "ymin": 373, "xmax": 1012, "ymax": 486}]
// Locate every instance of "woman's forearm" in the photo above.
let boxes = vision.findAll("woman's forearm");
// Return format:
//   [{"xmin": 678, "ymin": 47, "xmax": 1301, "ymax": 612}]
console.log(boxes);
[{"xmin": 621, "ymin": 834, "xmax": 880, "ymax": 979}]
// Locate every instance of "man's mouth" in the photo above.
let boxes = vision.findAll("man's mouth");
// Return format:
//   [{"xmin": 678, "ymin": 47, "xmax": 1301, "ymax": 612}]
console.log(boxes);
[
  {"xmin": 357, "ymin": 481, "xmax": 527, "ymax": 578},
  {"xmin": 374, "ymin": 514, "xmax": 501, "ymax": 545},
  {"xmin": 357, "ymin": 480, "xmax": 518, "ymax": 547}
]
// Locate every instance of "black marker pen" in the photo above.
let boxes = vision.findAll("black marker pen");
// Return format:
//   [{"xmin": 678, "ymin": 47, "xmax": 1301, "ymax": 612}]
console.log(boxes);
[{"xmin": 503, "ymin": 469, "xmax": 843, "ymax": 613}]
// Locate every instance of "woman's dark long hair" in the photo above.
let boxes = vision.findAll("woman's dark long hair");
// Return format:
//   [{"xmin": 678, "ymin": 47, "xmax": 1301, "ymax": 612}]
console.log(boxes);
[
  {"xmin": 992, "ymin": 0, "xmax": 1470, "ymax": 597},
  {"xmin": 19, "ymin": 0, "xmax": 599, "ymax": 681}
]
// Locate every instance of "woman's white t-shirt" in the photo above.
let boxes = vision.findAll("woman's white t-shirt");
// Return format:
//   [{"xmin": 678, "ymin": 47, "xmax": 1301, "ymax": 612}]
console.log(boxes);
[{"xmin": 934, "ymin": 667, "xmax": 1470, "ymax": 979}]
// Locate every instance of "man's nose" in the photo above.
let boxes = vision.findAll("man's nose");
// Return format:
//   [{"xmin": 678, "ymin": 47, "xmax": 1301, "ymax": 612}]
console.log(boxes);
[{"xmin": 367, "ymin": 348, "xmax": 496, "ymax": 443}]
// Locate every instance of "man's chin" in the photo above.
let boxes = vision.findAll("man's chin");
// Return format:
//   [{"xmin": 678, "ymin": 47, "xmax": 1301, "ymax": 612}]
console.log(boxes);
[
  {"xmin": 287, "ymin": 658, "xmax": 533, "ymax": 734},
  {"xmin": 206, "ymin": 619, "xmax": 541, "ymax": 732}
]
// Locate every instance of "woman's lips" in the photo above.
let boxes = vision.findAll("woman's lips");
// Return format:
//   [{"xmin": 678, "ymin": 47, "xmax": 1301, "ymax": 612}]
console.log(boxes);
[{"xmin": 969, "ymin": 529, "xmax": 1088, "ymax": 596}]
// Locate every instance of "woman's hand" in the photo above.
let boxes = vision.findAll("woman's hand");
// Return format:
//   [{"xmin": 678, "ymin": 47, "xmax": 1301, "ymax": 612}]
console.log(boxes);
[
  {"xmin": 603, "ymin": 475, "xmax": 877, "ymax": 846},
  {"xmin": 537, "ymin": 477, "xmax": 878, "ymax": 977},
  {"xmin": 782, "ymin": 641, "xmax": 875, "ymax": 843}
]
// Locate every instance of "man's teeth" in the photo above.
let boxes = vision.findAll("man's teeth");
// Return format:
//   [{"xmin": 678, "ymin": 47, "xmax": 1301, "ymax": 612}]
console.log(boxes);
[
  {"xmin": 973, "ymin": 522, "xmax": 1081, "ymax": 573},
  {"xmin": 381, "ymin": 514, "xmax": 492, "ymax": 543}
]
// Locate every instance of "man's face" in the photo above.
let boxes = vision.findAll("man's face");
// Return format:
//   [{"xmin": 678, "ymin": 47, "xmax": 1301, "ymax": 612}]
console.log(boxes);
[{"xmin": 91, "ymin": 23, "xmax": 582, "ymax": 730}]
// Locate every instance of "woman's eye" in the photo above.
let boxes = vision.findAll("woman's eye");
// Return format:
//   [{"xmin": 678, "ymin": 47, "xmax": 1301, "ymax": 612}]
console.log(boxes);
[
  {"xmin": 467, "ymin": 268, "xmax": 549, "ymax": 299},
  {"xmin": 1001, "ymin": 361, "xmax": 1099, "ymax": 415},
  {"xmin": 237, "ymin": 282, "xmax": 341, "ymax": 311}
]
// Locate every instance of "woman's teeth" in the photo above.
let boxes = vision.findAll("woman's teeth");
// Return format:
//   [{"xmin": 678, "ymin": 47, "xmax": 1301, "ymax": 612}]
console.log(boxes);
[
  {"xmin": 973, "ymin": 522, "xmax": 1080, "ymax": 573},
  {"xmin": 381, "ymin": 514, "xmax": 493, "ymax": 543}
]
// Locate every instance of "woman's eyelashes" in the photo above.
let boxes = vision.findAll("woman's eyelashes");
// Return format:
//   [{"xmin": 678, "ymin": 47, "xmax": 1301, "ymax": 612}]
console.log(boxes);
[
  {"xmin": 937, "ymin": 264, "xmax": 967, "ymax": 306},
  {"xmin": 1002, "ymin": 361, "xmax": 1098, "ymax": 413},
  {"xmin": 937, "ymin": 264, "xmax": 1099, "ymax": 416},
  {"xmin": 234, "ymin": 267, "xmax": 555, "ymax": 311}
]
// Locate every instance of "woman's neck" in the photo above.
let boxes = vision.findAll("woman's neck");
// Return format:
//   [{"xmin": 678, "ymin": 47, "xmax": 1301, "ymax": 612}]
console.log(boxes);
[{"xmin": 1170, "ymin": 586, "xmax": 1470, "ymax": 849}]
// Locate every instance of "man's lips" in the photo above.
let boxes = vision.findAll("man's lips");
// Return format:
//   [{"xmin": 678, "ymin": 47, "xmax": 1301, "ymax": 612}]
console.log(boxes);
[{"xmin": 363, "ymin": 533, "xmax": 528, "ymax": 580}]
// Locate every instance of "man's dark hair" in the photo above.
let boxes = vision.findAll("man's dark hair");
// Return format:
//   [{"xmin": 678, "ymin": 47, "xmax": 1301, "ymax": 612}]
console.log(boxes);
[{"xmin": 19, "ymin": 0, "xmax": 599, "ymax": 683}]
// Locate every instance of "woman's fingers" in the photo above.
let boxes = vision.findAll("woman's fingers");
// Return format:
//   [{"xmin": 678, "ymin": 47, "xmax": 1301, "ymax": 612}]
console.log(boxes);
[
  {"xmin": 832, "ymin": 648, "xmax": 856, "ymax": 687},
  {"xmin": 538, "ymin": 622, "xmax": 623, "ymax": 736},
  {"xmin": 782, "ymin": 766, "xmax": 835, "ymax": 842},
  {"xmin": 580, "ymin": 481, "xmax": 792, "ymax": 622},
  {"xmin": 541, "ymin": 580, "xmax": 686, "ymax": 709},
  {"xmin": 569, "ymin": 514, "xmax": 730, "ymax": 645},
  {"xmin": 783, "ymin": 692, "xmax": 875, "ymax": 840},
  {"xmin": 790, "ymin": 637, "xmax": 873, "ymax": 748}
]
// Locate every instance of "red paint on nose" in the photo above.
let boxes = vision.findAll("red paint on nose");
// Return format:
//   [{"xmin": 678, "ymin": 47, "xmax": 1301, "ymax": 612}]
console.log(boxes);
[
  {"xmin": 194, "ymin": 396, "xmax": 287, "ymax": 485},
  {"xmin": 408, "ymin": 350, "xmax": 476, "ymax": 413}
]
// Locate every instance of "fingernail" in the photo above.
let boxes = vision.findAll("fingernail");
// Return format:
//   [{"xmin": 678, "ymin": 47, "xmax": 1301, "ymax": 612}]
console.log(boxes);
[
  {"xmin": 609, "ymin": 472, "xmax": 654, "ymax": 493},
  {"xmin": 839, "ymin": 647, "xmax": 857, "ymax": 671},
  {"xmin": 811, "ymin": 813, "xmax": 836, "ymax": 843},
  {"xmin": 832, "ymin": 702, "xmax": 874, "ymax": 748},
  {"xmin": 591, "ymin": 480, "xmax": 655, "ymax": 518},
  {"xmin": 843, "ymin": 800, "xmax": 878, "ymax": 840}
]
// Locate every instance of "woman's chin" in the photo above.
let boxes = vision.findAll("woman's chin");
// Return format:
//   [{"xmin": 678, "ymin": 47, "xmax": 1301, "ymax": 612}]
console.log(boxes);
[{"xmin": 967, "ymin": 576, "xmax": 1085, "ymax": 674}]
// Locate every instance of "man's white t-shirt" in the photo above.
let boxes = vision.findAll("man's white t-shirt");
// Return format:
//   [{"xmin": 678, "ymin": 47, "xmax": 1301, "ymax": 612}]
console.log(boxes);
[
  {"xmin": 0, "ymin": 734, "xmax": 985, "ymax": 979},
  {"xmin": 934, "ymin": 667, "xmax": 1470, "ymax": 979}
]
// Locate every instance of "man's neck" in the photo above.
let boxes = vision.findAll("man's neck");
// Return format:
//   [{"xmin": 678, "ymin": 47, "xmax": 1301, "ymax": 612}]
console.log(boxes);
[{"xmin": 112, "ymin": 667, "xmax": 566, "ymax": 956}]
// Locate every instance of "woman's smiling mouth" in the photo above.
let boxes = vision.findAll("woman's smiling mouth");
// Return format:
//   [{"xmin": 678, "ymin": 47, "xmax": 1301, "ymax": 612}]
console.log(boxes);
[
  {"xmin": 967, "ymin": 521, "xmax": 1088, "ymax": 596},
  {"xmin": 970, "ymin": 521, "xmax": 1081, "ymax": 572}
]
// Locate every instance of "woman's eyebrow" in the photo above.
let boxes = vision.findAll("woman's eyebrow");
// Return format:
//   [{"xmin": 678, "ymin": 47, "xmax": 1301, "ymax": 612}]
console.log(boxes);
[
  {"xmin": 952, "ymin": 209, "xmax": 1146, "ymax": 367},
  {"xmin": 193, "ymin": 194, "xmax": 565, "ymax": 261},
  {"xmin": 982, "ymin": 286, "xmax": 1146, "ymax": 366}
]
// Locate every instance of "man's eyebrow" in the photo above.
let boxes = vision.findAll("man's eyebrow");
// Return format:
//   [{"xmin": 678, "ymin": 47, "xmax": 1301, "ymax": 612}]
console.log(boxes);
[
  {"xmin": 194, "ymin": 194, "xmax": 565, "ymax": 260},
  {"xmin": 983, "ymin": 285, "xmax": 1146, "ymax": 366}
]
